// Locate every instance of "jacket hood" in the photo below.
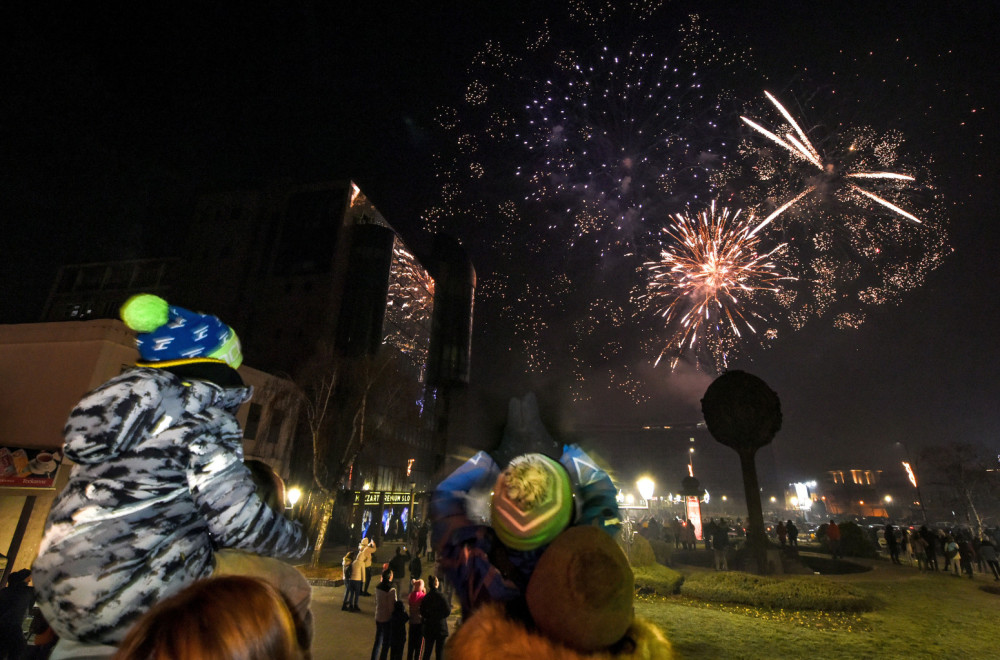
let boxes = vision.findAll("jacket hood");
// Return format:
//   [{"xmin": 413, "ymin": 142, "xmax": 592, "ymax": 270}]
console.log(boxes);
[{"xmin": 63, "ymin": 367, "xmax": 252, "ymax": 464}]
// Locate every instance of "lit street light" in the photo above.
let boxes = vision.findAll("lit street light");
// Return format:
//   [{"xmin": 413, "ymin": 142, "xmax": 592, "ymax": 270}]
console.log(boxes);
[
  {"xmin": 637, "ymin": 477, "xmax": 655, "ymax": 503},
  {"xmin": 287, "ymin": 486, "xmax": 302, "ymax": 510}
]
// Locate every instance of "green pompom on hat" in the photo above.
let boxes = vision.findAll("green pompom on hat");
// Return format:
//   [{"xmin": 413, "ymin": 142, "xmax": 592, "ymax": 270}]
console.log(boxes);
[
  {"xmin": 119, "ymin": 293, "xmax": 243, "ymax": 369},
  {"xmin": 120, "ymin": 294, "xmax": 170, "ymax": 333}
]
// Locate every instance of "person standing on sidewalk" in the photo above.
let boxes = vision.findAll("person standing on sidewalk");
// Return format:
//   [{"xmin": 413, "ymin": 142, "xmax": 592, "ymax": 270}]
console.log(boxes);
[
  {"xmin": 409, "ymin": 553, "xmax": 422, "ymax": 585},
  {"xmin": 389, "ymin": 601, "xmax": 409, "ymax": 660},
  {"xmin": 406, "ymin": 579, "xmax": 426, "ymax": 660},
  {"xmin": 370, "ymin": 569, "xmax": 397, "ymax": 660},
  {"xmin": 342, "ymin": 550, "xmax": 357, "ymax": 611},
  {"xmin": 359, "ymin": 538, "xmax": 377, "ymax": 596},
  {"xmin": 419, "ymin": 576, "xmax": 450, "ymax": 660},
  {"xmin": 389, "ymin": 547, "xmax": 409, "ymax": 595}
]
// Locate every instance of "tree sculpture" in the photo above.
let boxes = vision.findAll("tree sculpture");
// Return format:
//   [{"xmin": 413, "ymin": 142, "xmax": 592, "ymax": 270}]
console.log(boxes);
[{"xmin": 701, "ymin": 370, "xmax": 782, "ymax": 574}]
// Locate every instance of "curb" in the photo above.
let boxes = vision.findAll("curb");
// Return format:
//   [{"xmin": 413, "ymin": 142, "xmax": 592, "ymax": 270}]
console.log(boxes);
[{"xmin": 307, "ymin": 578, "xmax": 344, "ymax": 587}]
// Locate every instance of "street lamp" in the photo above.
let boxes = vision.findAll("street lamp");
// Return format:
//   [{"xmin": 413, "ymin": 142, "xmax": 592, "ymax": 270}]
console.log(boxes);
[
  {"xmin": 637, "ymin": 477, "xmax": 655, "ymax": 504},
  {"xmin": 287, "ymin": 487, "xmax": 302, "ymax": 510}
]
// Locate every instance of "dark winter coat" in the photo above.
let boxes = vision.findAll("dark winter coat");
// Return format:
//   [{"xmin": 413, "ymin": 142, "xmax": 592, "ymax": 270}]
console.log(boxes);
[
  {"xmin": 32, "ymin": 366, "xmax": 308, "ymax": 645},
  {"xmin": 420, "ymin": 587, "xmax": 452, "ymax": 638}
]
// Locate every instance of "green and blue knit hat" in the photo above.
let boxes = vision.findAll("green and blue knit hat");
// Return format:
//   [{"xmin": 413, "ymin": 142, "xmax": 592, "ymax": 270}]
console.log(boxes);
[
  {"xmin": 491, "ymin": 453, "xmax": 574, "ymax": 551},
  {"xmin": 120, "ymin": 294, "xmax": 243, "ymax": 369}
]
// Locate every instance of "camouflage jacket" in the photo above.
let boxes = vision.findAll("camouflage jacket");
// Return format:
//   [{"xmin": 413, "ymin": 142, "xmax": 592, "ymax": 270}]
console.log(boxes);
[{"xmin": 32, "ymin": 366, "xmax": 308, "ymax": 645}]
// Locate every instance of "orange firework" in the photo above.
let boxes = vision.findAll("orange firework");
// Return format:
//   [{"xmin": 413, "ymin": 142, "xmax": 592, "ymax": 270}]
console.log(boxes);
[{"xmin": 644, "ymin": 201, "xmax": 792, "ymax": 369}]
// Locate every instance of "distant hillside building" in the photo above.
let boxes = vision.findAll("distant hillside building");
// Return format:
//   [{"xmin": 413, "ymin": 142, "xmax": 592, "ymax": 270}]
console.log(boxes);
[{"xmin": 821, "ymin": 468, "xmax": 888, "ymax": 518}]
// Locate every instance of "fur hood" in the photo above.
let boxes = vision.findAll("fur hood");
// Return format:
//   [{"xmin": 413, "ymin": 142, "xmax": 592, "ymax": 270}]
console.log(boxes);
[{"xmin": 446, "ymin": 603, "xmax": 673, "ymax": 660}]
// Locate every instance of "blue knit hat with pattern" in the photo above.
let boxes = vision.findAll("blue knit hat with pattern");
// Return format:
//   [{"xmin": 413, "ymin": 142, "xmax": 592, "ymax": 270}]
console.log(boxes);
[{"xmin": 120, "ymin": 294, "xmax": 243, "ymax": 368}]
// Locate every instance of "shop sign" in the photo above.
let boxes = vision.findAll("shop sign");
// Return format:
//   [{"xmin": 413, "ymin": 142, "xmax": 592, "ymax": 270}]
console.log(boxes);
[{"xmin": 351, "ymin": 490, "xmax": 412, "ymax": 506}]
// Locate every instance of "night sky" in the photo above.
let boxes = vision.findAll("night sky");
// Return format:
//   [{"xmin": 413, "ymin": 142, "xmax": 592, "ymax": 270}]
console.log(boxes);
[{"xmin": 4, "ymin": 2, "xmax": 998, "ymax": 497}]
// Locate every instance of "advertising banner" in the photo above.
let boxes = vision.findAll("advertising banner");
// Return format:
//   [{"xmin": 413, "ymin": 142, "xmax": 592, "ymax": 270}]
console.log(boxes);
[{"xmin": 0, "ymin": 447, "xmax": 62, "ymax": 489}]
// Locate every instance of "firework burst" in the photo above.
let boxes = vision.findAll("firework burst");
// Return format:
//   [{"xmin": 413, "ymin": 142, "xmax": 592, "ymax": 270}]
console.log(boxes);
[
  {"xmin": 424, "ymin": 10, "xmax": 754, "ymax": 388},
  {"xmin": 713, "ymin": 85, "xmax": 950, "ymax": 333},
  {"xmin": 641, "ymin": 201, "xmax": 793, "ymax": 370},
  {"xmin": 741, "ymin": 90, "xmax": 922, "ymax": 230}
]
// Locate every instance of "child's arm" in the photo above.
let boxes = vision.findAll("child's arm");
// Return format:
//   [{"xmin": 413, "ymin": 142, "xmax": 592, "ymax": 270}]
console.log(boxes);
[{"xmin": 187, "ymin": 427, "xmax": 308, "ymax": 558}]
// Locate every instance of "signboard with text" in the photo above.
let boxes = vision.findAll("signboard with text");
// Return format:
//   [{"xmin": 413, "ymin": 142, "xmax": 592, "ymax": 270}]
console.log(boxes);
[{"xmin": 351, "ymin": 490, "xmax": 413, "ymax": 506}]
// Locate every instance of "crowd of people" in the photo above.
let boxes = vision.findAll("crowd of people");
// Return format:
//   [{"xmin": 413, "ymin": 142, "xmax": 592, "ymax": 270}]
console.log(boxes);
[{"xmin": 880, "ymin": 522, "xmax": 1000, "ymax": 580}]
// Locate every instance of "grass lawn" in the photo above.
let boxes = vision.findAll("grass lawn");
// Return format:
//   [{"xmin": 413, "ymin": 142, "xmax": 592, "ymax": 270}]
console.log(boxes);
[{"xmin": 637, "ymin": 560, "xmax": 1000, "ymax": 659}]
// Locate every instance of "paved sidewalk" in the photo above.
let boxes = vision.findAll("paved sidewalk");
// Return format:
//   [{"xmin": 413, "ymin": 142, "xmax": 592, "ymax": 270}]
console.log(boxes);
[{"xmin": 307, "ymin": 541, "xmax": 453, "ymax": 659}]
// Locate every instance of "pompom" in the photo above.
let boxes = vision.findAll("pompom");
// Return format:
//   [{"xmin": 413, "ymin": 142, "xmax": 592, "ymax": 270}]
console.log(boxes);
[
  {"xmin": 120, "ymin": 294, "xmax": 170, "ymax": 332},
  {"xmin": 502, "ymin": 455, "xmax": 554, "ymax": 511}
]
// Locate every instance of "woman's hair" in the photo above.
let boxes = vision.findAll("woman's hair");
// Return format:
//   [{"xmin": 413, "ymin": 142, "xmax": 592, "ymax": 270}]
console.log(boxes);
[
  {"xmin": 382, "ymin": 568, "xmax": 393, "ymax": 581},
  {"xmin": 114, "ymin": 576, "xmax": 300, "ymax": 660}
]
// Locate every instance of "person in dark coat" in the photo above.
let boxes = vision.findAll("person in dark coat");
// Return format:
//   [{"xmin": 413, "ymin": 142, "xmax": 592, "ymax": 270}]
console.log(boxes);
[
  {"xmin": 419, "ymin": 576, "xmax": 450, "ymax": 660},
  {"xmin": 920, "ymin": 525, "xmax": 939, "ymax": 570},
  {"xmin": 0, "ymin": 569, "xmax": 35, "ymax": 660},
  {"xmin": 409, "ymin": 553, "xmax": 422, "ymax": 584},
  {"xmin": 786, "ymin": 520, "xmax": 799, "ymax": 548},
  {"xmin": 711, "ymin": 522, "xmax": 729, "ymax": 570},
  {"xmin": 389, "ymin": 600, "xmax": 409, "ymax": 660},
  {"xmin": 389, "ymin": 547, "xmax": 410, "ymax": 595},
  {"xmin": 885, "ymin": 523, "xmax": 902, "ymax": 564}
]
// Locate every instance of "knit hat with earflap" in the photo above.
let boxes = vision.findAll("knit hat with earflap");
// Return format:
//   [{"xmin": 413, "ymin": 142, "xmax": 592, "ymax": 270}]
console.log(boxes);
[
  {"xmin": 120, "ymin": 294, "xmax": 243, "ymax": 368},
  {"xmin": 491, "ymin": 453, "xmax": 574, "ymax": 551}
]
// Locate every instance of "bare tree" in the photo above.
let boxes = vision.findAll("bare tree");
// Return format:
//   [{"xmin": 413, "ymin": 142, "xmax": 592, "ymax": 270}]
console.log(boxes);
[
  {"xmin": 920, "ymin": 441, "xmax": 999, "ymax": 536},
  {"xmin": 292, "ymin": 344, "xmax": 420, "ymax": 567}
]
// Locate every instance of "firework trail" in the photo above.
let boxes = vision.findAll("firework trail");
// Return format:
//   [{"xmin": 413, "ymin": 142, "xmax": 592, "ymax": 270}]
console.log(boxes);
[
  {"xmin": 641, "ymin": 200, "xmax": 793, "ymax": 371},
  {"xmin": 741, "ymin": 90, "xmax": 921, "ymax": 229},
  {"xmin": 710, "ymin": 84, "xmax": 951, "ymax": 335}
]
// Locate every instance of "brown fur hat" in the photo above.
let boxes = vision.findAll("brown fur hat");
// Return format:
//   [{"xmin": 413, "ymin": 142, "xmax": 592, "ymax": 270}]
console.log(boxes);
[
  {"xmin": 526, "ymin": 525, "xmax": 634, "ymax": 651},
  {"xmin": 446, "ymin": 603, "xmax": 673, "ymax": 660}
]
